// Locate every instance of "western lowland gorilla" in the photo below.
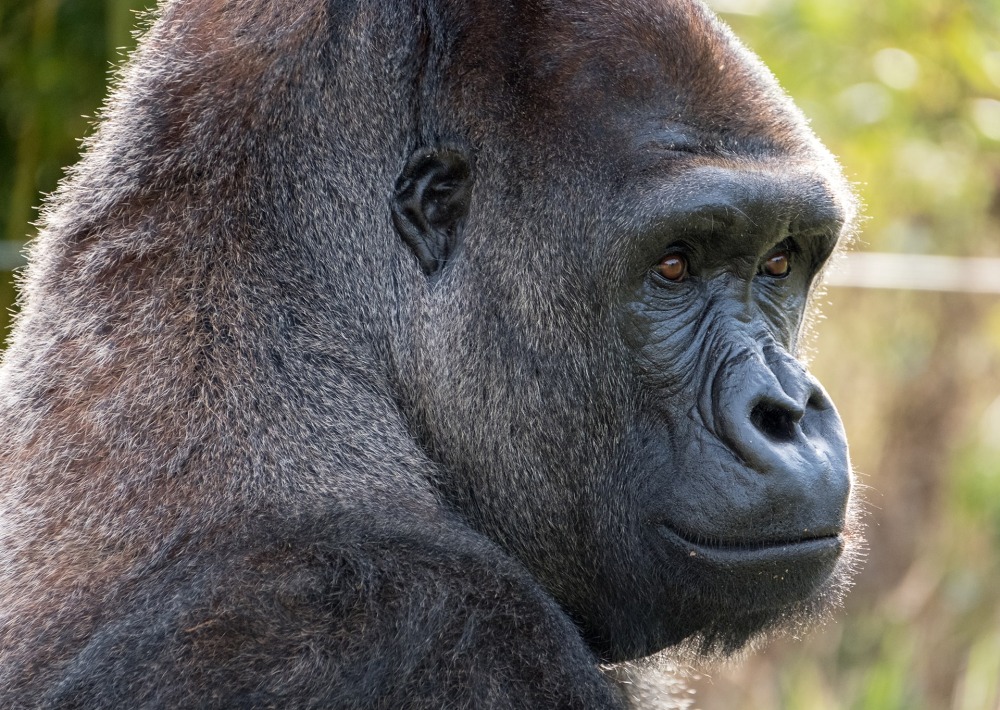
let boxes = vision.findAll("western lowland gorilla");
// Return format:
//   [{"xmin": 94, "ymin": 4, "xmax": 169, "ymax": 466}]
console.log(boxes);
[{"xmin": 0, "ymin": 0, "xmax": 862, "ymax": 707}]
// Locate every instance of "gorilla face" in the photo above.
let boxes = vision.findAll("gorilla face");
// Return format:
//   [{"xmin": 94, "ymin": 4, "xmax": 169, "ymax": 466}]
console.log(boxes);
[
  {"xmin": 607, "ymin": 162, "xmax": 853, "ymax": 657},
  {"xmin": 397, "ymin": 0, "xmax": 859, "ymax": 662}
]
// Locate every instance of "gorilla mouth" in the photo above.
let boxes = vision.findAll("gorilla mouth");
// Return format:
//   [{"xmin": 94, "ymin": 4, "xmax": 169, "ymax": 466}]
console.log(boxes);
[{"xmin": 656, "ymin": 524, "xmax": 843, "ymax": 563}]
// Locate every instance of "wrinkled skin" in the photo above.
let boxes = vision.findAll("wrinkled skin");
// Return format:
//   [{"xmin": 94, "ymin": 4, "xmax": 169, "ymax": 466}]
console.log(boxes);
[{"xmin": 0, "ymin": 0, "xmax": 861, "ymax": 707}]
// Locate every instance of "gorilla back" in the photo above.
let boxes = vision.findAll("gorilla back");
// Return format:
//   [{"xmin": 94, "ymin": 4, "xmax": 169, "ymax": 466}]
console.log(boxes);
[{"xmin": 0, "ymin": 0, "xmax": 861, "ymax": 707}]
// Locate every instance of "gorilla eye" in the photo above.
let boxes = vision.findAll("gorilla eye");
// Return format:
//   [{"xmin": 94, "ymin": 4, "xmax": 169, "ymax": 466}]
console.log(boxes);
[
  {"xmin": 761, "ymin": 250, "xmax": 791, "ymax": 278},
  {"xmin": 657, "ymin": 254, "xmax": 689, "ymax": 282}
]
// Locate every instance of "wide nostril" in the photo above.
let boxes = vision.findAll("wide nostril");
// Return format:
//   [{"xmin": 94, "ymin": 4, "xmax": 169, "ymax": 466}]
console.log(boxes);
[{"xmin": 750, "ymin": 400, "xmax": 800, "ymax": 443}]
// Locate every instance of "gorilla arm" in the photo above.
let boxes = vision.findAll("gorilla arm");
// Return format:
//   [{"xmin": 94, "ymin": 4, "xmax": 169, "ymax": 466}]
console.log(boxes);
[{"xmin": 33, "ymin": 515, "xmax": 626, "ymax": 709}]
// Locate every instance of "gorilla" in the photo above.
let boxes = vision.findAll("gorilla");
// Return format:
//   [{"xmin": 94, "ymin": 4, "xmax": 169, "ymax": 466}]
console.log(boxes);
[{"xmin": 0, "ymin": 0, "xmax": 861, "ymax": 707}]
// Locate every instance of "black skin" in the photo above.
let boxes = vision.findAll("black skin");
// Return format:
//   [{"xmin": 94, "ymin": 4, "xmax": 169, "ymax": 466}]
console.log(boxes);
[{"xmin": 0, "ymin": 0, "xmax": 860, "ymax": 707}]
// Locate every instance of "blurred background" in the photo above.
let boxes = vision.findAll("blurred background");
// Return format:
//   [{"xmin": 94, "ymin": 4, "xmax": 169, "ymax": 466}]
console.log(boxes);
[{"xmin": 1, "ymin": 1, "xmax": 999, "ymax": 708}]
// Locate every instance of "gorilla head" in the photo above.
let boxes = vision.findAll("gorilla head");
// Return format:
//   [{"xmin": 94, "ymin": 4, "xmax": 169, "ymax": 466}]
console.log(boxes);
[
  {"xmin": 0, "ymin": 0, "xmax": 861, "ymax": 702},
  {"xmin": 389, "ymin": 0, "xmax": 859, "ymax": 660}
]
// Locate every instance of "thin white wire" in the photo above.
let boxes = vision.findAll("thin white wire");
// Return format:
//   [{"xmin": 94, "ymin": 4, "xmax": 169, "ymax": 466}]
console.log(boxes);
[
  {"xmin": 1, "ymin": 242, "xmax": 999, "ymax": 294},
  {"xmin": 825, "ymin": 252, "xmax": 1000, "ymax": 294}
]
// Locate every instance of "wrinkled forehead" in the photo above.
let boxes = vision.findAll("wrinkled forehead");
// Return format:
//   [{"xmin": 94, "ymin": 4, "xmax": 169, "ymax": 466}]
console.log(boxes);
[{"xmin": 450, "ymin": 0, "xmax": 818, "ymax": 158}]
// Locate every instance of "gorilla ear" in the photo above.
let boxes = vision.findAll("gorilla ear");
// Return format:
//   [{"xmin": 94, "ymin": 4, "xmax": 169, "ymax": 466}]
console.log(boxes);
[{"xmin": 392, "ymin": 147, "xmax": 473, "ymax": 276}]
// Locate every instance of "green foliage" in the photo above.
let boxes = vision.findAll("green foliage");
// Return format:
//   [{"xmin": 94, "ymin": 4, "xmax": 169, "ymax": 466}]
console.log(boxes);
[
  {"xmin": 0, "ymin": 2, "xmax": 143, "ymax": 242},
  {"xmin": 720, "ymin": 0, "xmax": 1000, "ymax": 257},
  {"xmin": 0, "ymin": 0, "xmax": 155, "ymax": 340}
]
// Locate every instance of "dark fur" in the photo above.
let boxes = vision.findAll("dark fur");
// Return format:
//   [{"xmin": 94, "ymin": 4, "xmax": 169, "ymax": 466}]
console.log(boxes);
[{"xmin": 0, "ymin": 1, "xmax": 860, "ymax": 707}]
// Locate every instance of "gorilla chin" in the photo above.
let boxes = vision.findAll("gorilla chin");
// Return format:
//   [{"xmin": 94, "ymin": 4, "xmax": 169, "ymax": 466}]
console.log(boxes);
[
  {"xmin": 578, "ymin": 521, "xmax": 852, "ymax": 663},
  {"xmin": 656, "ymin": 527, "xmax": 846, "ymax": 631}
]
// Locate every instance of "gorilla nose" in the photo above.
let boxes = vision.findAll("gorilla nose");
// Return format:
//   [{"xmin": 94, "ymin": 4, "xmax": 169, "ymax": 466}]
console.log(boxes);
[{"xmin": 715, "ymin": 345, "xmax": 849, "ymax": 497}]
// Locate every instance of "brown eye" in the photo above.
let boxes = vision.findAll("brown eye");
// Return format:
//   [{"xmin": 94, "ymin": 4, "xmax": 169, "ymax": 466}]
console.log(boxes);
[
  {"xmin": 657, "ymin": 254, "xmax": 688, "ymax": 282},
  {"xmin": 762, "ymin": 250, "xmax": 790, "ymax": 278}
]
